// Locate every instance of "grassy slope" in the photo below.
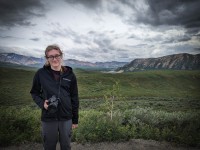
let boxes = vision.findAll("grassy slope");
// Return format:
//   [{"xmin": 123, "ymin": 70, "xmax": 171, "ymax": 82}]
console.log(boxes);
[
  {"xmin": 0, "ymin": 67, "xmax": 200, "ymax": 106},
  {"xmin": 0, "ymin": 67, "xmax": 35, "ymax": 106},
  {"xmin": 0, "ymin": 67, "xmax": 200, "ymax": 146},
  {"xmin": 77, "ymin": 69, "xmax": 200, "ymax": 99}
]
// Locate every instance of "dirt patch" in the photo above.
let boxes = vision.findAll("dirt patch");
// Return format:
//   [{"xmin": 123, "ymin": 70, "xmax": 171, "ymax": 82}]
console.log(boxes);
[{"xmin": 1, "ymin": 139, "xmax": 199, "ymax": 150}]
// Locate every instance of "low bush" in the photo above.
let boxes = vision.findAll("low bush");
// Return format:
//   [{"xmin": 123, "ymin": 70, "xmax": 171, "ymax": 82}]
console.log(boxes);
[
  {"xmin": 0, "ymin": 106, "xmax": 41, "ymax": 146},
  {"xmin": 0, "ymin": 106, "xmax": 199, "ymax": 146},
  {"xmin": 72, "ymin": 107, "xmax": 200, "ymax": 146},
  {"xmin": 72, "ymin": 110, "xmax": 131, "ymax": 143},
  {"xmin": 121, "ymin": 107, "xmax": 200, "ymax": 146}
]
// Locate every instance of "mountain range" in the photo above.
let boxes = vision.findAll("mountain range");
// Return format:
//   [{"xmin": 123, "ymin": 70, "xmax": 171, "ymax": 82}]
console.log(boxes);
[
  {"xmin": 0, "ymin": 53, "xmax": 127, "ymax": 70},
  {"xmin": 0, "ymin": 53, "xmax": 199, "ymax": 71},
  {"xmin": 116, "ymin": 53, "xmax": 200, "ymax": 72}
]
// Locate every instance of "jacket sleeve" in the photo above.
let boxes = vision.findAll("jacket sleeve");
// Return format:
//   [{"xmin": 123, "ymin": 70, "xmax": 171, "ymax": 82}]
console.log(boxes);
[
  {"xmin": 30, "ymin": 70, "xmax": 44, "ymax": 109},
  {"xmin": 70, "ymin": 73, "xmax": 79, "ymax": 124}
]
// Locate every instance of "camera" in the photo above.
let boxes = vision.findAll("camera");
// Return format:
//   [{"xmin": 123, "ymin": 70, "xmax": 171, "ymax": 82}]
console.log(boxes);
[{"xmin": 47, "ymin": 95, "xmax": 59, "ymax": 113}]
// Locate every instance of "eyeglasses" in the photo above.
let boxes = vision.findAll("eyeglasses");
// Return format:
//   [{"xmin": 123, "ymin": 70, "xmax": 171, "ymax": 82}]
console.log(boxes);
[{"xmin": 46, "ymin": 55, "xmax": 62, "ymax": 61}]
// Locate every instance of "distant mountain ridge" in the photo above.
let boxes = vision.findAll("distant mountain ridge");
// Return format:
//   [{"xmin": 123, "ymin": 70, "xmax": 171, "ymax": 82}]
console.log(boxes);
[
  {"xmin": 0, "ymin": 53, "xmax": 44, "ymax": 67},
  {"xmin": 0, "ymin": 53, "xmax": 126, "ymax": 70},
  {"xmin": 116, "ymin": 53, "xmax": 200, "ymax": 72}
]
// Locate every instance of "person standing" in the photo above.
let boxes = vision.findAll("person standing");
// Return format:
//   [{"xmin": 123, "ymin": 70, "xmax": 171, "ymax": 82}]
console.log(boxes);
[{"xmin": 30, "ymin": 44, "xmax": 79, "ymax": 150}]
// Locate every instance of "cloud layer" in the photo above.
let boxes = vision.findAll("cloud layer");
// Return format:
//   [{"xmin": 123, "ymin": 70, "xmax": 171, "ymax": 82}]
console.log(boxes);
[
  {"xmin": 0, "ymin": 0, "xmax": 199, "ymax": 62},
  {"xmin": 0, "ymin": 0, "xmax": 45, "ymax": 27}
]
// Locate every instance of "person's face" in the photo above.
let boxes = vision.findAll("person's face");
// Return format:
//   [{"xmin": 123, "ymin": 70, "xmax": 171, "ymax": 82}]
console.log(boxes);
[{"xmin": 46, "ymin": 49, "xmax": 62, "ymax": 68}]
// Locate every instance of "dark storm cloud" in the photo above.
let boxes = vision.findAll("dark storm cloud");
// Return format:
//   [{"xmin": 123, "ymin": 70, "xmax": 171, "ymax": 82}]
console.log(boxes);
[
  {"xmin": 30, "ymin": 38, "xmax": 40, "ymax": 41},
  {"xmin": 0, "ymin": 35, "xmax": 23, "ymax": 39},
  {"xmin": 0, "ymin": 0, "xmax": 45, "ymax": 27},
  {"xmin": 135, "ymin": 0, "xmax": 200, "ymax": 29},
  {"xmin": 186, "ymin": 27, "xmax": 200, "ymax": 35},
  {"xmin": 194, "ymin": 48, "xmax": 200, "ymax": 51},
  {"xmin": 65, "ymin": 0, "xmax": 102, "ymax": 9},
  {"xmin": 0, "ymin": 35, "xmax": 14, "ymax": 39},
  {"xmin": 194, "ymin": 33, "xmax": 200, "ymax": 37},
  {"xmin": 177, "ymin": 36, "xmax": 191, "ymax": 42},
  {"xmin": 162, "ymin": 35, "xmax": 192, "ymax": 44}
]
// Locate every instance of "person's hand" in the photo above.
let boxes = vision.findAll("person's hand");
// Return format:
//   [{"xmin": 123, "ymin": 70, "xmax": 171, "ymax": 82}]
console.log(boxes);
[
  {"xmin": 44, "ymin": 100, "xmax": 49, "ymax": 110},
  {"xmin": 72, "ymin": 124, "xmax": 78, "ymax": 129}
]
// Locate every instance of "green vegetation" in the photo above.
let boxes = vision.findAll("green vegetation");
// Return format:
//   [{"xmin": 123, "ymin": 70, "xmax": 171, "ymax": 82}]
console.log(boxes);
[
  {"xmin": 0, "ymin": 107, "xmax": 41, "ymax": 145},
  {"xmin": 1, "ymin": 106, "xmax": 199, "ymax": 146},
  {"xmin": 0, "ymin": 67, "xmax": 200, "ymax": 106},
  {"xmin": 0, "ymin": 67, "xmax": 35, "ymax": 106},
  {"xmin": 77, "ymin": 69, "xmax": 200, "ymax": 99},
  {"xmin": 73, "ymin": 108, "xmax": 200, "ymax": 146},
  {"xmin": 0, "ymin": 67, "xmax": 200, "ymax": 147}
]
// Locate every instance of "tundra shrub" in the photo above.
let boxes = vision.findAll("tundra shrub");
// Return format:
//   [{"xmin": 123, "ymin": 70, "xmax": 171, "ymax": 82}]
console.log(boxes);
[
  {"xmin": 73, "ymin": 110, "xmax": 131, "ymax": 143},
  {"xmin": 1, "ymin": 106, "xmax": 199, "ymax": 146},
  {"xmin": 121, "ymin": 107, "xmax": 200, "ymax": 146},
  {"xmin": 0, "ymin": 106, "xmax": 41, "ymax": 146}
]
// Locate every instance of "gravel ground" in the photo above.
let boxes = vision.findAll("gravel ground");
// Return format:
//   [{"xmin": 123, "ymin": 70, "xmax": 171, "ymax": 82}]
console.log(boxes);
[{"xmin": 1, "ymin": 139, "xmax": 199, "ymax": 150}]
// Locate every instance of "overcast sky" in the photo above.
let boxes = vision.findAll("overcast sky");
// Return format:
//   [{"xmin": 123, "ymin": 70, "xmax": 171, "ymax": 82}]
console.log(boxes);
[{"xmin": 0, "ymin": 0, "xmax": 200, "ymax": 62}]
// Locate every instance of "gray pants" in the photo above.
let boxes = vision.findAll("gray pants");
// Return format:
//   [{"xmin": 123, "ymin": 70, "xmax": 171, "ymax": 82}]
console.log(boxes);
[{"xmin": 41, "ymin": 120, "xmax": 72, "ymax": 150}]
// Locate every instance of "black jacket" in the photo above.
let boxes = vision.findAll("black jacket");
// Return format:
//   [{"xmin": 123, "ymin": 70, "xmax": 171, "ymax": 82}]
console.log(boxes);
[{"xmin": 30, "ymin": 65, "xmax": 79, "ymax": 124}]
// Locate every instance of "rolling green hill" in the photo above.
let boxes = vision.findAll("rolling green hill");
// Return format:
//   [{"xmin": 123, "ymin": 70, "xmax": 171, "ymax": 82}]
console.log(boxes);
[
  {"xmin": 0, "ymin": 66, "xmax": 200, "ymax": 146},
  {"xmin": 0, "ymin": 67, "xmax": 199, "ymax": 106}
]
